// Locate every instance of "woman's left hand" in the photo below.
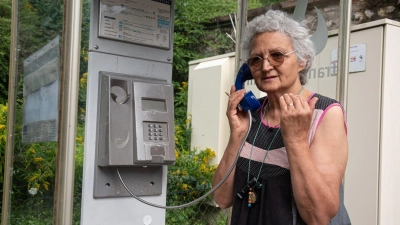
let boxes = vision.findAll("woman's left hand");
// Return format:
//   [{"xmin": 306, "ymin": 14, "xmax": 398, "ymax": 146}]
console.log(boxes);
[{"xmin": 279, "ymin": 93, "xmax": 318, "ymax": 146}]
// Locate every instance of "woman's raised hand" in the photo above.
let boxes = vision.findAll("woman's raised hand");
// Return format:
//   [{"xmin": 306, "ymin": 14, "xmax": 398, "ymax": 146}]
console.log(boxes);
[
  {"xmin": 226, "ymin": 85, "xmax": 250, "ymax": 137},
  {"xmin": 279, "ymin": 93, "xmax": 318, "ymax": 146}
]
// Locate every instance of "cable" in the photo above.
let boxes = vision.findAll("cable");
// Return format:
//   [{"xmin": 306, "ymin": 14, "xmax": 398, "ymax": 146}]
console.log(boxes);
[{"xmin": 117, "ymin": 110, "xmax": 253, "ymax": 209}]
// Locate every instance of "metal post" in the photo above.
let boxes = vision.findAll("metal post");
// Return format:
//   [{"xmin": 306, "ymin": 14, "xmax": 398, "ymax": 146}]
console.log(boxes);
[
  {"xmin": 234, "ymin": 0, "xmax": 248, "ymax": 75},
  {"xmin": 336, "ymin": 0, "xmax": 352, "ymax": 114},
  {"xmin": 1, "ymin": 0, "xmax": 19, "ymax": 224},
  {"xmin": 53, "ymin": 0, "xmax": 82, "ymax": 224},
  {"xmin": 228, "ymin": 1, "xmax": 249, "ymax": 222}
]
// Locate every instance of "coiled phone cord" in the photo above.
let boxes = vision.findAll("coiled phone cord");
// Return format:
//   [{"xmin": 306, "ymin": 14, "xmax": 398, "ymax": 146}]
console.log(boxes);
[{"xmin": 117, "ymin": 110, "xmax": 253, "ymax": 209}]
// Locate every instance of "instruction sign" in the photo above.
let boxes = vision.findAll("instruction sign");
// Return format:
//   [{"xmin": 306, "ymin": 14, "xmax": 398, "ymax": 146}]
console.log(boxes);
[
  {"xmin": 23, "ymin": 36, "xmax": 60, "ymax": 143},
  {"xmin": 99, "ymin": 0, "xmax": 171, "ymax": 49},
  {"xmin": 331, "ymin": 44, "xmax": 367, "ymax": 74}
]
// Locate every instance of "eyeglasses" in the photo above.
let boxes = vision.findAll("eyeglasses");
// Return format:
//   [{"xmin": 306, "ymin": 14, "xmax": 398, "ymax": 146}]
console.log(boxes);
[{"xmin": 246, "ymin": 51, "xmax": 296, "ymax": 71}]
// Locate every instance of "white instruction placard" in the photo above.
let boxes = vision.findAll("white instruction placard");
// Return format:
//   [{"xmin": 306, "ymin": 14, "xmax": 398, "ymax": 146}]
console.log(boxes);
[
  {"xmin": 99, "ymin": 0, "xmax": 171, "ymax": 49},
  {"xmin": 331, "ymin": 44, "xmax": 367, "ymax": 74}
]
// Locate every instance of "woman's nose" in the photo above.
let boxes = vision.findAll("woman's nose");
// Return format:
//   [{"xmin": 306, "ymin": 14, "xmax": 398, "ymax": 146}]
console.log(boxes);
[{"xmin": 261, "ymin": 57, "xmax": 273, "ymax": 71}]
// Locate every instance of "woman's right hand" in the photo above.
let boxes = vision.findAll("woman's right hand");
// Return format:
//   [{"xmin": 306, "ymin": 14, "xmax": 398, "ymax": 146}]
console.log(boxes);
[{"xmin": 226, "ymin": 85, "xmax": 250, "ymax": 137}]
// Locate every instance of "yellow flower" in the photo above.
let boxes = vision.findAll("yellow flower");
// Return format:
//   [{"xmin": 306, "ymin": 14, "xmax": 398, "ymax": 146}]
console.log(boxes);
[
  {"xmin": 181, "ymin": 183, "xmax": 188, "ymax": 190},
  {"xmin": 200, "ymin": 164, "xmax": 206, "ymax": 171},
  {"xmin": 202, "ymin": 156, "xmax": 208, "ymax": 164},
  {"xmin": 34, "ymin": 157, "xmax": 43, "ymax": 163},
  {"xmin": 0, "ymin": 124, "xmax": 5, "ymax": 129},
  {"xmin": 175, "ymin": 150, "xmax": 179, "ymax": 159},
  {"xmin": 185, "ymin": 119, "xmax": 190, "ymax": 125},
  {"xmin": 210, "ymin": 150, "xmax": 216, "ymax": 158},
  {"xmin": 27, "ymin": 148, "xmax": 36, "ymax": 154},
  {"xmin": 205, "ymin": 148, "xmax": 211, "ymax": 154},
  {"xmin": 84, "ymin": 56, "xmax": 88, "ymax": 62},
  {"xmin": 80, "ymin": 78, "xmax": 87, "ymax": 89},
  {"xmin": 44, "ymin": 181, "xmax": 50, "ymax": 191},
  {"xmin": 28, "ymin": 175, "xmax": 38, "ymax": 182},
  {"xmin": 176, "ymin": 169, "xmax": 181, "ymax": 175},
  {"xmin": 1, "ymin": 104, "xmax": 7, "ymax": 113},
  {"xmin": 35, "ymin": 183, "xmax": 40, "ymax": 190},
  {"xmin": 76, "ymin": 137, "xmax": 83, "ymax": 142},
  {"xmin": 181, "ymin": 82, "xmax": 187, "ymax": 89},
  {"xmin": 174, "ymin": 136, "xmax": 179, "ymax": 144},
  {"xmin": 182, "ymin": 171, "xmax": 188, "ymax": 176}
]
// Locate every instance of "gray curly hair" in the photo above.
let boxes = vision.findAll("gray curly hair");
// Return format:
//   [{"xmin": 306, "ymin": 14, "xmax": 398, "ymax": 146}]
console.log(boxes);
[{"xmin": 242, "ymin": 10, "xmax": 315, "ymax": 85}]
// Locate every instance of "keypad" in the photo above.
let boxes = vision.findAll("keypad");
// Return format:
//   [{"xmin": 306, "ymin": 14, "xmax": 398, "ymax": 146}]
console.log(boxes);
[{"xmin": 144, "ymin": 122, "xmax": 167, "ymax": 142}]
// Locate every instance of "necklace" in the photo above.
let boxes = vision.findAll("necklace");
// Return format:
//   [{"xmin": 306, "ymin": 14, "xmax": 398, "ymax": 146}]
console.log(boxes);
[
  {"xmin": 244, "ymin": 86, "xmax": 304, "ymax": 207},
  {"xmin": 245, "ymin": 110, "xmax": 280, "ymax": 207}
]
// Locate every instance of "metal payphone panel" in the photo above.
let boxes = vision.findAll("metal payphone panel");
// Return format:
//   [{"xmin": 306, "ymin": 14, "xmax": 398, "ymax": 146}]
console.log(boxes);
[
  {"xmin": 94, "ymin": 71, "xmax": 174, "ymax": 198},
  {"xmin": 97, "ymin": 72, "xmax": 175, "ymax": 167}
]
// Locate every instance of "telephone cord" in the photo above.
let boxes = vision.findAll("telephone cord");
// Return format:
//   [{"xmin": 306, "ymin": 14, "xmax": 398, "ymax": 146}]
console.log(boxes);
[{"xmin": 117, "ymin": 110, "xmax": 253, "ymax": 209}]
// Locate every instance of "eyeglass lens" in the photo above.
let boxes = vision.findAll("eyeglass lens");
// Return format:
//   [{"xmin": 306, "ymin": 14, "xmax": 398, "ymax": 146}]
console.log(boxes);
[{"xmin": 247, "ymin": 52, "xmax": 288, "ymax": 70}]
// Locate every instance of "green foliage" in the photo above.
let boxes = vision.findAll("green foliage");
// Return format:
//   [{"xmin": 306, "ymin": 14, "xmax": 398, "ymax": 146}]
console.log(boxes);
[
  {"xmin": 19, "ymin": 0, "xmax": 63, "ymax": 59},
  {"xmin": 172, "ymin": 0, "xmax": 236, "ymax": 84},
  {"xmin": 22, "ymin": 143, "xmax": 57, "ymax": 193},
  {"xmin": 166, "ymin": 147, "xmax": 219, "ymax": 225},
  {"xmin": 169, "ymin": 79, "xmax": 227, "ymax": 225},
  {"xmin": 78, "ymin": 0, "xmax": 90, "ymax": 118},
  {"xmin": 173, "ymin": 81, "xmax": 191, "ymax": 152},
  {"xmin": 0, "ymin": 0, "xmax": 11, "ymax": 104},
  {"xmin": 0, "ymin": 103, "xmax": 8, "ymax": 190}
]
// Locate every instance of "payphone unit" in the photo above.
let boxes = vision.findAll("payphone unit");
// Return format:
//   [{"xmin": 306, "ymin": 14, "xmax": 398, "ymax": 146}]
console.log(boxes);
[
  {"xmin": 81, "ymin": 0, "xmax": 175, "ymax": 224},
  {"xmin": 97, "ymin": 72, "xmax": 175, "ymax": 167}
]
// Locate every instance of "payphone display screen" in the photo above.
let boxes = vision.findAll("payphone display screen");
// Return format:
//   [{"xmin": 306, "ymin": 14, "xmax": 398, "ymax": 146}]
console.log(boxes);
[{"xmin": 142, "ymin": 98, "xmax": 166, "ymax": 112}]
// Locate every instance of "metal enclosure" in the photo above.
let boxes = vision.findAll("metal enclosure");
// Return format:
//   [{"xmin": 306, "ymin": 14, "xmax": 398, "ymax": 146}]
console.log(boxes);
[{"xmin": 81, "ymin": 0, "xmax": 175, "ymax": 224}]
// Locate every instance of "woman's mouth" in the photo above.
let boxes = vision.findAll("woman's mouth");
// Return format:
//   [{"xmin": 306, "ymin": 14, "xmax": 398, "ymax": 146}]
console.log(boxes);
[{"xmin": 264, "ymin": 75, "xmax": 278, "ymax": 80}]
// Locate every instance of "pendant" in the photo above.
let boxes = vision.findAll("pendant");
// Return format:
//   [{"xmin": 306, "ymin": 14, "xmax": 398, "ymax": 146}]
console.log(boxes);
[{"xmin": 248, "ymin": 188, "xmax": 257, "ymax": 207}]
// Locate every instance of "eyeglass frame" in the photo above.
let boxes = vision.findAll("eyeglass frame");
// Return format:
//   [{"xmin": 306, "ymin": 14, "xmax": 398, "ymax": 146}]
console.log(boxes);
[{"xmin": 246, "ymin": 50, "xmax": 296, "ymax": 71}]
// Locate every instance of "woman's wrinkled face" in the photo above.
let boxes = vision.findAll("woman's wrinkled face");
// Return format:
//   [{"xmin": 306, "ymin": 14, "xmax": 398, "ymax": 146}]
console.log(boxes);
[{"xmin": 249, "ymin": 31, "xmax": 305, "ymax": 95}]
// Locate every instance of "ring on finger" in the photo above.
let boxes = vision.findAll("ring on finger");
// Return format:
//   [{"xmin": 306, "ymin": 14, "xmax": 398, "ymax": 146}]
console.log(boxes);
[{"xmin": 288, "ymin": 102, "xmax": 294, "ymax": 106}]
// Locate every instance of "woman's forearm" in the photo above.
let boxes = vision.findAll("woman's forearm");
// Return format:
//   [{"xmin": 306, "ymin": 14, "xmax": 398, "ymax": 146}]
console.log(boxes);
[{"xmin": 212, "ymin": 135, "xmax": 245, "ymax": 208}]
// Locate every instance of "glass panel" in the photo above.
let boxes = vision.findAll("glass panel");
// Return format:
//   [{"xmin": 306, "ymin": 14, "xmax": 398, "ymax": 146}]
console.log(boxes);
[
  {"xmin": 7, "ymin": 0, "xmax": 63, "ymax": 223},
  {"xmin": 0, "ymin": 0, "xmax": 89, "ymax": 223}
]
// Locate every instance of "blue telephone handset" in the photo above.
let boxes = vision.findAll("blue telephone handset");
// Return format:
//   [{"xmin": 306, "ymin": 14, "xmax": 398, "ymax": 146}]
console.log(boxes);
[{"xmin": 234, "ymin": 63, "xmax": 261, "ymax": 112}]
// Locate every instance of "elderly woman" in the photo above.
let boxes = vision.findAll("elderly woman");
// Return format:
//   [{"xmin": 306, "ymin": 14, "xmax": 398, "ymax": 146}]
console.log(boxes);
[{"xmin": 212, "ymin": 10, "xmax": 351, "ymax": 225}]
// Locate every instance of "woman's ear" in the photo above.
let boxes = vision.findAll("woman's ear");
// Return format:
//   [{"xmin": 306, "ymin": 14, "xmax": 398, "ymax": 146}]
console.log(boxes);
[{"xmin": 298, "ymin": 61, "xmax": 306, "ymax": 72}]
